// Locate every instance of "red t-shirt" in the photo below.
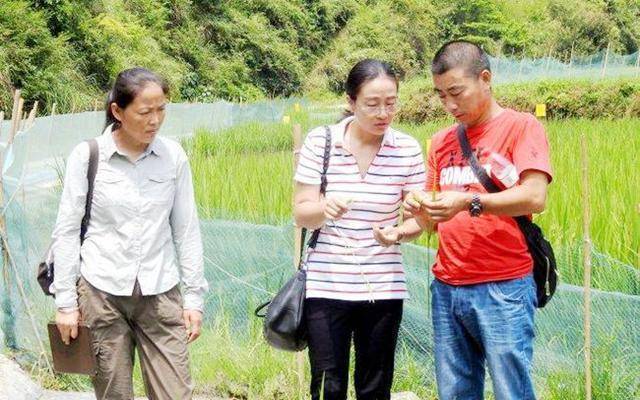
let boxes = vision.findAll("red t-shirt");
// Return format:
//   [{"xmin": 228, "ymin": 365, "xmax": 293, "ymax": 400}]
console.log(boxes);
[{"xmin": 425, "ymin": 108, "xmax": 553, "ymax": 285}]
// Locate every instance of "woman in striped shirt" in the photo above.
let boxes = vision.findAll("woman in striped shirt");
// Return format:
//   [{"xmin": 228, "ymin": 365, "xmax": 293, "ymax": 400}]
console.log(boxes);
[{"xmin": 294, "ymin": 59, "xmax": 426, "ymax": 400}]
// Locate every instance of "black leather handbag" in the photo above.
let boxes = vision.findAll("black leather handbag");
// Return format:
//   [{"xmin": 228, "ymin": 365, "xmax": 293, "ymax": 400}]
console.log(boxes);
[
  {"xmin": 254, "ymin": 126, "xmax": 331, "ymax": 351},
  {"xmin": 37, "ymin": 138, "xmax": 98, "ymax": 296},
  {"xmin": 456, "ymin": 125, "xmax": 558, "ymax": 308}
]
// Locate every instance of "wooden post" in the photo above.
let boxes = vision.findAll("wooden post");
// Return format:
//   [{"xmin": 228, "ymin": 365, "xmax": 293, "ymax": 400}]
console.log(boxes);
[
  {"xmin": 26, "ymin": 101, "xmax": 38, "ymax": 131},
  {"xmin": 545, "ymin": 46, "xmax": 553, "ymax": 73},
  {"xmin": 601, "ymin": 42, "xmax": 611, "ymax": 78},
  {"xmin": 581, "ymin": 134, "xmax": 592, "ymax": 400},
  {"xmin": 0, "ymin": 91, "xmax": 21, "ymax": 349},
  {"xmin": 9, "ymin": 90, "xmax": 21, "ymax": 138},
  {"xmin": 568, "ymin": 42, "xmax": 575, "ymax": 78},
  {"xmin": 518, "ymin": 51, "xmax": 525, "ymax": 80},
  {"xmin": 50, "ymin": 102, "xmax": 57, "ymax": 117},
  {"xmin": 94, "ymin": 98, "xmax": 98, "ymax": 112},
  {"xmin": 292, "ymin": 123, "xmax": 305, "ymax": 394},
  {"xmin": 293, "ymin": 123, "xmax": 303, "ymax": 268}
]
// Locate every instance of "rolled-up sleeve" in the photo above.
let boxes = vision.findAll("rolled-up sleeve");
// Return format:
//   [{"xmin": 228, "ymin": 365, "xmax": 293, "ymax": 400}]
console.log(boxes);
[
  {"xmin": 51, "ymin": 142, "xmax": 89, "ymax": 309},
  {"xmin": 170, "ymin": 146, "xmax": 208, "ymax": 312}
]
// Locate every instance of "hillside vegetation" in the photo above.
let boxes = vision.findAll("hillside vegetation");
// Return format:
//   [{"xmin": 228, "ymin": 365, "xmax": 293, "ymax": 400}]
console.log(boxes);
[{"xmin": 1, "ymin": 0, "xmax": 639, "ymax": 113}]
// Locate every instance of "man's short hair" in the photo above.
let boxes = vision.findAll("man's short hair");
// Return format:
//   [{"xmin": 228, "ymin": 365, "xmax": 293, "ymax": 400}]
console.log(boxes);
[{"xmin": 431, "ymin": 40, "xmax": 491, "ymax": 76}]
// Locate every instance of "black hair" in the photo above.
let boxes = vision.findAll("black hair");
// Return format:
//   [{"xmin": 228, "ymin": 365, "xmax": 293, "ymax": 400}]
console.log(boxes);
[
  {"xmin": 431, "ymin": 40, "xmax": 491, "ymax": 76},
  {"xmin": 345, "ymin": 59, "xmax": 398, "ymax": 100},
  {"xmin": 341, "ymin": 59, "xmax": 398, "ymax": 119},
  {"xmin": 105, "ymin": 67, "xmax": 169, "ymax": 129}
]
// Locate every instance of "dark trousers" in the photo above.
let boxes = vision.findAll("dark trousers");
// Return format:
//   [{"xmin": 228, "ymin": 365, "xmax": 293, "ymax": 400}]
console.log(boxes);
[{"xmin": 305, "ymin": 298, "xmax": 403, "ymax": 400}]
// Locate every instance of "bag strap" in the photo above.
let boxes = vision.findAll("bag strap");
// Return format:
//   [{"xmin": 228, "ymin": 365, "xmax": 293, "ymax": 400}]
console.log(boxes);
[
  {"xmin": 80, "ymin": 139, "xmax": 99, "ymax": 244},
  {"xmin": 298, "ymin": 126, "xmax": 332, "ymax": 264},
  {"xmin": 454, "ymin": 124, "xmax": 532, "ymax": 230}
]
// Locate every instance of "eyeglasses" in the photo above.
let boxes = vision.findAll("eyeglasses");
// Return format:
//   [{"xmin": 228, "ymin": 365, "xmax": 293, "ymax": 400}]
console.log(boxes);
[{"xmin": 358, "ymin": 101, "xmax": 400, "ymax": 116}]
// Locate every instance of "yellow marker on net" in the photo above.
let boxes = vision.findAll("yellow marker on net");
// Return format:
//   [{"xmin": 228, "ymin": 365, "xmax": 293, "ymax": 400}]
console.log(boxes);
[
  {"xmin": 294, "ymin": 103, "xmax": 301, "ymax": 113},
  {"xmin": 535, "ymin": 103, "xmax": 547, "ymax": 118},
  {"xmin": 282, "ymin": 115, "xmax": 291, "ymax": 124}
]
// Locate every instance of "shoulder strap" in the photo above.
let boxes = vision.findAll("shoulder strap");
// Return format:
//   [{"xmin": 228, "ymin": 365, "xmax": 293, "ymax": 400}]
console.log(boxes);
[
  {"xmin": 299, "ymin": 126, "xmax": 332, "ymax": 264},
  {"xmin": 455, "ymin": 124, "xmax": 532, "ymax": 229},
  {"xmin": 80, "ymin": 139, "xmax": 99, "ymax": 244}
]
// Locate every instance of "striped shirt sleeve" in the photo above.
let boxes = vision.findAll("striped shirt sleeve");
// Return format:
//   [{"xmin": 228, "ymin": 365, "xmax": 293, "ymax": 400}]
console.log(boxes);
[{"xmin": 294, "ymin": 128, "xmax": 326, "ymax": 185}]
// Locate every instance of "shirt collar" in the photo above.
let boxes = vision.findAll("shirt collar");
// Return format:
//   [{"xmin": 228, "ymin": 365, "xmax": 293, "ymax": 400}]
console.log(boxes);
[
  {"xmin": 332, "ymin": 115, "xmax": 396, "ymax": 148},
  {"xmin": 101, "ymin": 124, "xmax": 162, "ymax": 160}
]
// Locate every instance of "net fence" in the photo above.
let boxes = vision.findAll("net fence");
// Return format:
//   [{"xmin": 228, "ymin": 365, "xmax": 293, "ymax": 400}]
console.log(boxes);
[
  {"xmin": 0, "ymin": 95, "xmax": 638, "ymax": 398},
  {"xmin": 490, "ymin": 50, "xmax": 640, "ymax": 84}
]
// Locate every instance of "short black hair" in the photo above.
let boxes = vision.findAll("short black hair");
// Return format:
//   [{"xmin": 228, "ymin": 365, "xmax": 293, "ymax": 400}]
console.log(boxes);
[{"xmin": 431, "ymin": 40, "xmax": 491, "ymax": 76}]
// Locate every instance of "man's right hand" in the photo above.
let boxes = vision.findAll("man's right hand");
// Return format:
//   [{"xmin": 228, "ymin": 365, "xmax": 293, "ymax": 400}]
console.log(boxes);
[{"xmin": 56, "ymin": 309, "xmax": 80, "ymax": 345}]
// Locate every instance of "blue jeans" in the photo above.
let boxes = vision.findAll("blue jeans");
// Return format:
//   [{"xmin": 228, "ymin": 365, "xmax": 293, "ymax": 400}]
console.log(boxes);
[{"xmin": 431, "ymin": 275, "xmax": 537, "ymax": 400}]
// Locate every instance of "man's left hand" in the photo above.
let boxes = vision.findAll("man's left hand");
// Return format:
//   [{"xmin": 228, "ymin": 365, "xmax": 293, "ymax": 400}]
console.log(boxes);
[{"xmin": 422, "ymin": 191, "xmax": 471, "ymax": 223}]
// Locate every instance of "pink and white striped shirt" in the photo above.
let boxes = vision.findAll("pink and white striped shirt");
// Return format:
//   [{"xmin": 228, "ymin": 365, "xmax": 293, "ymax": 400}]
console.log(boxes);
[{"xmin": 294, "ymin": 116, "xmax": 426, "ymax": 301}]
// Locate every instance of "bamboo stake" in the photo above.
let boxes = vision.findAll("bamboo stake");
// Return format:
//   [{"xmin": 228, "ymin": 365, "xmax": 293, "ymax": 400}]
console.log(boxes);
[
  {"xmin": 93, "ymin": 98, "xmax": 98, "ymax": 112},
  {"xmin": 16, "ymin": 101, "xmax": 25, "ymax": 135},
  {"xmin": 0, "ymin": 91, "xmax": 21, "ymax": 349},
  {"xmin": 518, "ymin": 51, "xmax": 525, "ymax": 80},
  {"xmin": 581, "ymin": 134, "xmax": 592, "ymax": 400},
  {"xmin": 26, "ymin": 101, "xmax": 38, "ymax": 131},
  {"xmin": 292, "ymin": 123, "xmax": 305, "ymax": 395},
  {"xmin": 545, "ymin": 46, "xmax": 553, "ymax": 72},
  {"xmin": 601, "ymin": 42, "xmax": 611, "ymax": 78},
  {"xmin": 9, "ymin": 90, "xmax": 21, "ymax": 139},
  {"xmin": 50, "ymin": 102, "xmax": 57, "ymax": 117},
  {"xmin": 568, "ymin": 42, "xmax": 575, "ymax": 78},
  {"xmin": 292, "ymin": 124, "xmax": 303, "ymax": 268}
]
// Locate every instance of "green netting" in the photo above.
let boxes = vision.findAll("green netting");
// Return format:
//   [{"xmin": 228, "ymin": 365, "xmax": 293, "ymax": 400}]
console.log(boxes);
[
  {"xmin": 489, "ymin": 51, "xmax": 640, "ymax": 84},
  {"xmin": 0, "ymin": 96, "xmax": 638, "ymax": 398},
  {"xmin": 2, "ymin": 216, "xmax": 638, "ymax": 396}
]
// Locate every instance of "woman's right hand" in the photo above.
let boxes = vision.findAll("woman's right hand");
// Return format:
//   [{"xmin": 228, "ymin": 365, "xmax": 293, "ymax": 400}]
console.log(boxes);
[
  {"xmin": 323, "ymin": 197, "xmax": 351, "ymax": 221},
  {"xmin": 56, "ymin": 309, "xmax": 80, "ymax": 345}
]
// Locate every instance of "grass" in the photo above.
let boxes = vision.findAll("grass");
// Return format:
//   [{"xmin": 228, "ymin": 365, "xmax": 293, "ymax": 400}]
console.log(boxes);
[{"xmin": 183, "ymin": 113, "xmax": 640, "ymax": 294}]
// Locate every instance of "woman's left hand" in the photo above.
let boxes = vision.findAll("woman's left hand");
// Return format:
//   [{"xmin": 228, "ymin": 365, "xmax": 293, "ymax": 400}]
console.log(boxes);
[
  {"xmin": 183, "ymin": 309, "xmax": 203, "ymax": 344},
  {"xmin": 373, "ymin": 225, "xmax": 402, "ymax": 247}
]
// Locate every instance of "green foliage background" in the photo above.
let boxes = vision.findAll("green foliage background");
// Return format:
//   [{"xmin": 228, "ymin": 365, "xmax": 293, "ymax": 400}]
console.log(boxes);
[{"xmin": 0, "ymin": 0, "xmax": 639, "ymax": 113}]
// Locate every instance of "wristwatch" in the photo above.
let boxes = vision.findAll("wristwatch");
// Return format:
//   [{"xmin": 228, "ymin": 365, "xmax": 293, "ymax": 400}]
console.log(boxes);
[{"xmin": 469, "ymin": 193, "xmax": 483, "ymax": 217}]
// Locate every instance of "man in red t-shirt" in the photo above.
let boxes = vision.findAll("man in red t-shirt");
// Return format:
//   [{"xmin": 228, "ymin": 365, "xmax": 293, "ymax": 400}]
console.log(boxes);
[{"xmin": 405, "ymin": 41, "xmax": 552, "ymax": 400}]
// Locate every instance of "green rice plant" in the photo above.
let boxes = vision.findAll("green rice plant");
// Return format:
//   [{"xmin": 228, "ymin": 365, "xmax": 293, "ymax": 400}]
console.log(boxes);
[
  {"xmin": 543, "ymin": 331, "xmax": 640, "ymax": 400},
  {"xmin": 185, "ymin": 116, "xmax": 640, "ymax": 294},
  {"xmin": 188, "ymin": 149, "xmax": 293, "ymax": 225}
]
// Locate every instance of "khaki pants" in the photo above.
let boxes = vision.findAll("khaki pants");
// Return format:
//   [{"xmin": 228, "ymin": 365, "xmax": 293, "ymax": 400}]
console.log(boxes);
[{"xmin": 77, "ymin": 277, "xmax": 193, "ymax": 400}]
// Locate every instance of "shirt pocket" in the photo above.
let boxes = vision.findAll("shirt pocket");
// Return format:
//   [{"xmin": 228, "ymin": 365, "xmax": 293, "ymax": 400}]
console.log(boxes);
[
  {"xmin": 144, "ymin": 173, "xmax": 175, "ymax": 205},
  {"xmin": 93, "ymin": 170, "xmax": 128, "ymax": 207}
]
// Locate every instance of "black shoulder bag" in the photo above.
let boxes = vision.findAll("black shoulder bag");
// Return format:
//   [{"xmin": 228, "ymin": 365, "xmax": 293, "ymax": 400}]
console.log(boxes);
[
  {"xmin": 254, "ymin": 126, "xmax": 332, "ymax": 351},
  {"xmin": 37, "ymin": 138, "xmax": 99, "ymax": 297},
  {"xmin": 455, "ymin": 125, "xmax": 557, "ymax": 308}
]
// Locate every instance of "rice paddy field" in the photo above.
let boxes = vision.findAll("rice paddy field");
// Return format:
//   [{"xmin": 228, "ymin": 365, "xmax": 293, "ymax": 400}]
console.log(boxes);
[{"xmin": 185, "ymin": 111, "xmax": 640, "ymax": 293}]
